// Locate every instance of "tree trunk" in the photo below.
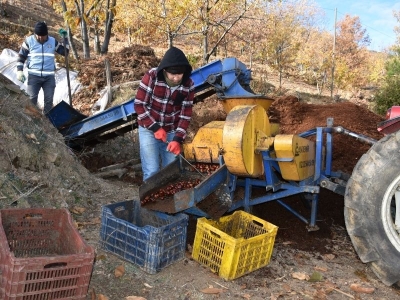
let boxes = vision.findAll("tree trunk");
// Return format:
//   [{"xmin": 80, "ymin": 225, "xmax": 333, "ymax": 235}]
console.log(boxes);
[
  {"xmin": 202, "ymin": 28, "xmax": 209, "ymax": 64},
  {"xmin": 94, "ymin": 32, "xmax": 101, "ymax": 54},
  {"xmin": 101, "ymin": 0, "xmax": 116, "ymax": 55},
  {"xmin": 76, "ymin": 0, "xmax": 90, "ymax": 59}
]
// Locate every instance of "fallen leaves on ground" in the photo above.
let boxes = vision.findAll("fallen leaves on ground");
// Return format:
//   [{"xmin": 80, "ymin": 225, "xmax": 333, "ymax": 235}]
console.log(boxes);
[
  {"xmin": 70, "ymin": 206, "xmax": 86, "ymax": 215},
  {"xmin": 292, "ymin": 272, "xmax": 310, "ymax": 281},
  {"xmin": 114, "ymin": 264, "xmax": 125, "ymax": 278}
]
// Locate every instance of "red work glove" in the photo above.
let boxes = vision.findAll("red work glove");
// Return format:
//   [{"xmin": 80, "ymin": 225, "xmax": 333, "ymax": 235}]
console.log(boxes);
[
  {"xmin": 167, "ymin": 141, "xmax": 181, "ymax": 155},
  {"xmin": 154, "ymin": 128, "xmax": 167, "ymax": 142}
]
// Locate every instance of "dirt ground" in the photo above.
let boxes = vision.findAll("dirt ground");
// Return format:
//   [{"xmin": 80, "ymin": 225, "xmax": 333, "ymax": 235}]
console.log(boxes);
[{"xmin": 1, "ymin": 2, "xmax": 400, "ymax": 300}]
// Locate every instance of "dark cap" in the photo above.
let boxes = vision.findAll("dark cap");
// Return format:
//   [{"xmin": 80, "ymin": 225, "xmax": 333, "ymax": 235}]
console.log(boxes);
[
  {"xmin": 164, "ymin": 65, "xmax": 186, "ymax": 74},
  {"xmin": 34, "ymin": 21, "xmax": 48, "ymax": 36}
]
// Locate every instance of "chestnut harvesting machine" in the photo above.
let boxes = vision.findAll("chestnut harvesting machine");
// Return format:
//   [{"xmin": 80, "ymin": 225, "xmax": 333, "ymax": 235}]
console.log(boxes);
[{"xmin": 48, "ymin": 57, "xmax": 400, "ymax": 286}]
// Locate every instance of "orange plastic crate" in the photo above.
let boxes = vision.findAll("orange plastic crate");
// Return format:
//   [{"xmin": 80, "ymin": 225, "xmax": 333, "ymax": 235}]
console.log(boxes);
[
  {"xmin": 192, "ymin": 210, "xmax": 278, "ymax": 280},
  {"xmin": 0, "ymin": 208, "xmax": 95, "ymax": 300}
]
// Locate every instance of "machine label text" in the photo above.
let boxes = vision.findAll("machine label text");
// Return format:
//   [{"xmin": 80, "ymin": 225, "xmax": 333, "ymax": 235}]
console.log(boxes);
[{"xmin": 299, "ymin": 159, "xmax": 315, "ymax": 168}]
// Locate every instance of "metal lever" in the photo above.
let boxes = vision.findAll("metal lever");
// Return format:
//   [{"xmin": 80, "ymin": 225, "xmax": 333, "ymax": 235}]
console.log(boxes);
[
  {"xmin": 178, "ymin": 153, "xmax": 206, "ymax": 178},
  {"xmin": 165, "ymin": 141, "xmax": 205, "ymax": 177}
]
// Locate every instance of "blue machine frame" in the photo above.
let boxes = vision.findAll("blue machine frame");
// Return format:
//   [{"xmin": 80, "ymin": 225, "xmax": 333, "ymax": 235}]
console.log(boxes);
[{"xmin": 140, "ymin": 121, "xmax": 362, "ymax": 231}]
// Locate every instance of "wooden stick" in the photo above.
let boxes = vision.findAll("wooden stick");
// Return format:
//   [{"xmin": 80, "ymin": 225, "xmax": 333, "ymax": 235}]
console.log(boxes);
[{"xmin": 333, "ymin": 288, "xmax": 354, "ymax": 299}]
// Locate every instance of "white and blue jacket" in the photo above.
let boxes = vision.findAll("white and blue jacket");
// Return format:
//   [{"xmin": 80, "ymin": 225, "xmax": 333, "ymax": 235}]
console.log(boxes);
[{"xmin": 17, "ymin": 35, "xmax": 68, "ymax": 77}]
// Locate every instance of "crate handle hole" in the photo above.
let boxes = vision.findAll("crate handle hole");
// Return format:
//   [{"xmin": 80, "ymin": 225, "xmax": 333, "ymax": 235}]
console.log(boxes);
[
  {"xmin": 210, "ymin": 230, "xmax": 221, "ymax": 239},
  {"xmin": 23, "ymin": 213, "xmax": 43, "ymax": 219},
  {"xmin": 252, "ymin": 220, "xmax": 263, "ymax": 227},
  {"xmin": 44, "ymin": 262, "xmax": 67, "ymax": 269}
]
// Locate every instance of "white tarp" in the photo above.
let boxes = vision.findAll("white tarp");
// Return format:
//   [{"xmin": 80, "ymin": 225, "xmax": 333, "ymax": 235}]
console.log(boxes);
[{"xmin": 0, "ymin": 48, "xmax": 82, "ymax": 109}]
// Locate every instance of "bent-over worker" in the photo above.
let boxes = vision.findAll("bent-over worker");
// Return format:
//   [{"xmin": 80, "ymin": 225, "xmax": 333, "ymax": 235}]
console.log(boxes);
[{"xmin": 134, "ymin": 46, "xmax": 194, "ymax": 181}]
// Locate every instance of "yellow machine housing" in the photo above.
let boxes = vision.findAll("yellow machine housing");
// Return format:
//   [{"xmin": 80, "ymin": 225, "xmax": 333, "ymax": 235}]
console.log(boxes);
[
  {"xmin": 274, "ymin": 134, "xmax": 316, "ymax": 181},
  {"xmin": 183, "ymin": 102, "xmax": 319, "ymax": 181},
  {"xmin": 182, "ymin": 121, "xmax": 224, "ymax": 164},
  {"xmin": 183, "ymin": 97, "xmax": 275, "ymax": 164},
  {"xmin": 222, "ymin": 105, "xmax": 270, "ymax": 177}
]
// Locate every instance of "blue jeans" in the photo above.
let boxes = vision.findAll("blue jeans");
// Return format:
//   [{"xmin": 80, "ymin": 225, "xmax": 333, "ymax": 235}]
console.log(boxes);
[
  {"xmin": 27, "ymin": 74, "xmax": 56, "ymax": 114},
  {"xmin": 138, "ymin": 126, "xmax": 178, "ymax": 181}
]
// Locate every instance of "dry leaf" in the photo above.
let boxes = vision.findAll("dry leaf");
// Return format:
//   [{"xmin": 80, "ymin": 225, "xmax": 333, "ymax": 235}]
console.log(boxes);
[
  {"xmin": 125, "ymin": 297, "xmax": 147, "ymax": 300},
  {"xmin": 75, "ymin": 218, "xmax": 101, "ymax": 226},
  {"xmin": 26, "ymin": 133, "xmax": 37, "ymax": 140},
  {"xmin": 71, "ymin": 206, "xmax": 86, "ymax": 214},
  {"xmin": 91, "ymin": 288, "xmax": 96, "ymax": 300},
  {"xmin": 323, "ymin": 281, "xmax": 337, "ymax": 293},
  {"xmin": 322, "ymin": 254, "xmax": 335, "ymax": 261},
  {"xmin": 91, "ymin": 217, "xmax": 101, "ymax": 224},
  {"xmin": 282, "ymin": 283, "xmax": 291, "ymax": 292},
  {"xmin": 26, "ymin": 133, "xmax": 39, "ymax": 144},
  {"xmin": 314, "ymin": 265, "xmax": 328, "ymax": 272},
  {"xmin": 282, "ymin": 241, "xmax": 294, "ymax": 245},
  {"xmin": 24, "ymin": 105, "xmax": 42, "ymax": 118},
  {"xmin": 96, "ymin": 254, "xmax": 107, "ymax": 260},
  {"xmin": 200, "ymin": 287, "xmax": 224, "ymax": 294},
  {"xmin": 314, "ymin": 289, "xmax": 327, "ymax": 298},
  {"xmin": 292, "ymin": 272, "xmax": 310, "ymax": 281},
  {"xmin": 242, "ymin": 293, "xmax": 251, "ymax": 299},
  {"xmin": 350, "ymin": 283, "xmax": 375, "ymax": 294},
  {"xmin": 114, "ymin": 264, "xmax": 125, "ymax": 278},
  {"xmin": 270, "ymin": 292, "xmax": 284, "ymax": 300},
  {"xmin": 98, "ymin": 294, "xmax": 109, "ymax": 300},
  {"xmin": 143, "ymin": 283, "xmax": 153, "ymax": 288},
  {"xmin": 73, "ymin": 220, "xmax": 83, "ymax": 229}
]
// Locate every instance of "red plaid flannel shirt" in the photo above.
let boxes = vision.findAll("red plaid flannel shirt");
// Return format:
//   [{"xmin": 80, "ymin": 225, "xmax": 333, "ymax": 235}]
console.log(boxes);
[{"xmin": 134, "ymin": 68, "xmax": 194, "ymax": 143}]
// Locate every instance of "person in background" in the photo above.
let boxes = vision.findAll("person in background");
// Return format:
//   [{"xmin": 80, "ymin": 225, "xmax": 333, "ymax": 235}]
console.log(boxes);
[
  {"xmin": 134, "ymin": 46, "xmax": 194, "ymax": 181},
  {"xmin": 16, "ymin": 21, "xmax": 69, "ymax": 115}
]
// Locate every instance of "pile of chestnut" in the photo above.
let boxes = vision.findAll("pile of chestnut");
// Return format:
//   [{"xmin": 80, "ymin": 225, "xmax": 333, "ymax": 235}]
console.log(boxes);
[
  {"xmin": 189, "ymin": 163, "xmax": 219, "ymax": 175},
  {"xmin": 141, "ymin": 178, "xmax": 202, "ymax": 205}
]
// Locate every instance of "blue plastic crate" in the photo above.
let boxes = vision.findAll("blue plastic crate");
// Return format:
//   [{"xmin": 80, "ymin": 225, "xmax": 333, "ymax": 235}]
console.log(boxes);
[{"xmin": 99, "ymin": 200, "xmax": 188, "ymax": 274}]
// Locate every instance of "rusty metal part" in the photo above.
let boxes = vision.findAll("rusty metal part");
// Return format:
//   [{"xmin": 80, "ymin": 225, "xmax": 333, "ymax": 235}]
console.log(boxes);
[{"xmin": 139, "ymin": 158, "xmax": 231, "ymax": 219}]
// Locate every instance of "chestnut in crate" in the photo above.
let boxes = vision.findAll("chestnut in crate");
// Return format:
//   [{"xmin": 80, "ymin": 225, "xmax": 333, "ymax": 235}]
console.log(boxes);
[
  {"xmin": 141, "ymin": 178, "xmax": 202, "ymax": 205},
  {"xmin": 141, "ymin": 163, "xmax": 219, "ymax": 206}
]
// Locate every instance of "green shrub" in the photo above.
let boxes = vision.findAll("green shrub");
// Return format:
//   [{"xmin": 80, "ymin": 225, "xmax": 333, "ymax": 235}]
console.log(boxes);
[
  {"xmin": 374, "ymin": 75, "xmax": 400, "ymax": 115},
  {"xmin": 186, "ymin": 54, "xmax": 202, "ymax": 69}
]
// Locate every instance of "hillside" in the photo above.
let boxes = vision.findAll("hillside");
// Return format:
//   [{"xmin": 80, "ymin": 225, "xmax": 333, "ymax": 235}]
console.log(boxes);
[{"xmin": 0, "ymin": 2, "xmax": 399, "ymax": 300}]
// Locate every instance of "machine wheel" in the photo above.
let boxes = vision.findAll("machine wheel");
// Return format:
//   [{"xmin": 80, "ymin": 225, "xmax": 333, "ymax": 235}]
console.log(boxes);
[{"xmin": 344, "ymin": 132, "xmax": 400, "ymax": 286}]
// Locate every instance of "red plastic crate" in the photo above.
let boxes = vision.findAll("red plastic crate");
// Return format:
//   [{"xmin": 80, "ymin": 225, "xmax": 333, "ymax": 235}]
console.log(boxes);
[{"xmin": 0, "ymin": 208, "xmax": 95, "ymax": 300}]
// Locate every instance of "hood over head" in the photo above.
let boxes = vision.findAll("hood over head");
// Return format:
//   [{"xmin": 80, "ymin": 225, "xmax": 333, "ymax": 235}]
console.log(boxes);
[{"xmin": 157, "ymin": 46, "xmax": 192, "ymax": 82}]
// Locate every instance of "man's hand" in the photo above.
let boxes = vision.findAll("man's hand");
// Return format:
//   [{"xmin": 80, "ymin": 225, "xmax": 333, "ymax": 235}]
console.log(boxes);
[
  {"xmin": 58, "ymin": 28, "xmax": 67, "ymax": 38},
  {"xmin": 154, "ymin": 128, "xmax": 167, "ymax": 142},
  {"xmin": 167, "ymin": 141, "xmax": 181, "ymax": 155},
  {"xmin": 17, "ymin": 70, "xmax": 25, "ymax": 83}
]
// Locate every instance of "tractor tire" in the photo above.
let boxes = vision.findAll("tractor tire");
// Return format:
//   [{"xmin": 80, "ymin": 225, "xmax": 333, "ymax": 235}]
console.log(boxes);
[{"xmin": 345, "ymin": 131, "xmax": 400, "ymax": 286}]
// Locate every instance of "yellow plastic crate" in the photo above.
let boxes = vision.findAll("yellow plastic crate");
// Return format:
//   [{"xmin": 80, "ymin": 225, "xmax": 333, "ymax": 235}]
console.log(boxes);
[{"xmin": 192, "ymin": 210, "xmax": 278, "ymax": 280}]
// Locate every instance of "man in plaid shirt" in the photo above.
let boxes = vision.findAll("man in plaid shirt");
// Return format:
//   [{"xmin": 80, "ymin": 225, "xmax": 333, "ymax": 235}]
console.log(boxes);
[{"xmin": 134, "ymin": 46, "xmax": 194, "ymax": 181}]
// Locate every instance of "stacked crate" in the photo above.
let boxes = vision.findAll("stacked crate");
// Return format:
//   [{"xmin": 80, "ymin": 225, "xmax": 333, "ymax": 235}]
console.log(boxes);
[{"xmin": 0, "ymin": 208, "xmax": 95, "ymax": 300}]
